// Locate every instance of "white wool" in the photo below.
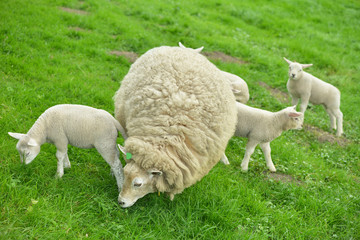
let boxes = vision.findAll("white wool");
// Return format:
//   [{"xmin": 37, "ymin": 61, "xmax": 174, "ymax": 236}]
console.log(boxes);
[
  {"xmin": 8, "ymin": 104, "xmax": 127, "ymax": 190},
  {"xmin": 284, "ymin": 57, "xmax": 343, "ymax": 136},
  {"xmin": 114, "ymin": 45, "xmax": 237, "ymax": 207},
  {"xmin": 178, "ymin": 42, "xmax": 250, "ymax": 103},
  {"xmin": 228, "ymin": 102, "xmax": 303, "ymax": 172},
  {"xmin": 221, "ymin": 70, "xmax": 249, "ymax": 104}
]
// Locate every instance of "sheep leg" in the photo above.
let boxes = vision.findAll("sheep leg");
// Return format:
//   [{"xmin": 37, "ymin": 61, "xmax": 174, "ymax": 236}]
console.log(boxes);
[
  {"xmin": 54, "ymin": 138, "xmax": 69, "ymax": 178},
  {"xmin": 241, "ymin": 140, "xmax": 258, "ymax": 172},
  {"xmin": 260, "ymin": 142, "xmax": 276, "ymax": 172},
  {"xmin": 55, "ymin": 149, "xmax": 67, "ymax": 178},
  {"xmin": 291, "ymin": 96, "xmax": 299, "ymax": 106},
  {"xmin": 220, "ymin": 154, "xmax": 230, "ymax": 165},
  {"xmin": 325, "ymin": 107, "xmax": 336, "ymax": 130},
  {"xmin": 96, "ymin": 144, "xmax": 124, "ymax": 191},
  {"xmin": 299, "ymin": 96, "xmax": 310, "ymax": 113},
  {"xmin": 63, "ymin": 153, "xmax": 71, "ymax": 168},
  {"xmin": 333, "ymin": 109, "xmax": 343, "ymax": 136}
]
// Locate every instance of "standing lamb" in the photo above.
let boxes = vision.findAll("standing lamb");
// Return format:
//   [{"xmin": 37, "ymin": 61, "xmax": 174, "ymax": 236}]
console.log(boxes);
[
  {"xmin": 284, "ymin": 57, "xmax": 343, "ymax": 136},
  {"xmin": 231, "ymin": 102, "xmax": 303, "ymax": 172},
  {"xmin": 178, "ymin": 42, "xmax": 249, "ymax": 103},
  {"xmin": 8, "ymin": 104, "xmax": 127, "ymax": 190},
  {"xmin": 114, "ymin": 46, "xmax": 237, "ymax": 208}
]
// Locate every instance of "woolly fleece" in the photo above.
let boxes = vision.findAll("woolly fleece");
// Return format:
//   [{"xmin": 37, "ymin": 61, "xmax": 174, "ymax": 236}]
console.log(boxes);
[{"xmin": 114, "ymin": 46, "xmax": 237, "ymax": 196}]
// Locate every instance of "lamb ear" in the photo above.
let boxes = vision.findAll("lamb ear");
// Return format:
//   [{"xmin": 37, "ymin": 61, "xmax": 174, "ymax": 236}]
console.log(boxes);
[
  {"xmin": 194, "ymin": 46, "xmax": 204, "ymax": 53},
  {"xmin": 288, "ymin": 112, "xmax": 302, "ymax": 118},
  {"xmin": 178, "ymin": 42, "xmax": 185, "ymax": 48},
  {"xmin": 117, "ymin": 144, "xmax": 127, "ymax": 155},
  {"xmin": 27, "ymin": 138, "xmax": 38, "ymax": 147},
  {"xmin": 8, "ymin": 132, "xmax": 26, "ymax": 140},
  {"xmin": 301, "ymin": 63, "xmax": 313, "ymax": 69},
  {"xmin": 283, "ymin": 57, "xmax": 292, "ymax": 65}
]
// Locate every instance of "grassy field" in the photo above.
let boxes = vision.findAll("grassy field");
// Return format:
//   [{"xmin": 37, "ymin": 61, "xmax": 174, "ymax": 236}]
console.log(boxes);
[{"xmin": 1, "ymin": 0, "xmax": 360, "ymax": 239}]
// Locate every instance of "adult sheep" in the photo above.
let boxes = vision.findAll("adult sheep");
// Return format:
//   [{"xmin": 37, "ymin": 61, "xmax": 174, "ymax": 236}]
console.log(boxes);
[{"xmin": 114, "ymin": 46, "xmax": 237, "ymax": 208}]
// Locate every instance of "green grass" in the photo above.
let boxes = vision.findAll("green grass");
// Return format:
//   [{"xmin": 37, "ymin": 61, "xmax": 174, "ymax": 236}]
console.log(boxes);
[{"xmin": 1, "ymin": 0, "xmax": 359, "ymax": 239}]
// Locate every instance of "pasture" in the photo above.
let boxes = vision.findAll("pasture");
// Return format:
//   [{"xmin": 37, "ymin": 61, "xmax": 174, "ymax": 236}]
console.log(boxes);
[{"xmin": 1, "ymin": 0, "xmax": 359, "ymax": 239}]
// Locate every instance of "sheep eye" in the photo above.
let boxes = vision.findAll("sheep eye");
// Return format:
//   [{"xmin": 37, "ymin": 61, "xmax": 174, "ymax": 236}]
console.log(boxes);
[
  {"xmin": 134, "ymin": 182, "xmax": 142, "ymax": 187},
  {"xmin": 295, "ymin": 118, "xmax": 299, "ymax": 120}
]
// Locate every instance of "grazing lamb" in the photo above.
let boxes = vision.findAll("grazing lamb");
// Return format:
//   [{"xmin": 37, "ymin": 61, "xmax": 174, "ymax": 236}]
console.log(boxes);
[
  {"xmin": 284, "ymin": 57, "xmax": 343, "ymax": 136},
  {"xmin": 114, "ymin": 46, "xmax": 237, "ymax": 208},
  {"xmin": 8, "ymin": 104, "xmax": 127, "ymax": 190},
  {"xmin": 178, "ymin": 42, "xmax": 249, "ymax": 103},
  {"xmin": 231, "ymin": 102, "xmax": 303, "ymax": 172}
]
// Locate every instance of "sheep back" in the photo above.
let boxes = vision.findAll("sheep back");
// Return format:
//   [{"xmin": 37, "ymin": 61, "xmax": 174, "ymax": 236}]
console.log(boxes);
[{"xmin": 114, "ymin": 46, "xmax": 237, "ymax": 195}]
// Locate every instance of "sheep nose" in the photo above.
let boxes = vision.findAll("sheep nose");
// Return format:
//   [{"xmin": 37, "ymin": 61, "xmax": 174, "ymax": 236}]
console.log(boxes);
[
  {"xmin": 291, "ymin": 74, "xmax": 295, "ymax": 78},
  {"xmin": 118, "ymin": 200, "xmax": 125, "ymax": 206}
]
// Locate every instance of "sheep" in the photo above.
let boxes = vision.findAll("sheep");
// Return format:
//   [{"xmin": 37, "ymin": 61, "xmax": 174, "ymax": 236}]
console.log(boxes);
[
  {"xmin": 284, "ymin": 57, "xmax": 343, "ymax": 136},
  {"xmin": 230, "ymin": 102, "xmax": 303, "ymax": 172},
  {"xmin": 221, "ymin": 70, "xmax": 249, "ymax": 104},
  {"xmin": 178, "ymin": 42, "xmax": 249, "ymax": 103},
  {"xmin": 8, "ymin": 104, "xmax": 127, "ymax": 190},
  {"xmin": 113, "ymin": 45, "xmax": 237, "ymax": 207}
]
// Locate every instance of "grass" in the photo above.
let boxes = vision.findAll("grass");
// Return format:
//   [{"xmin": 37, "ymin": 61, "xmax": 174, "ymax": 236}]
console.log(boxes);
[{"xmin": 1, "ymin": 0, "xmax": 359, "ymax": 239}]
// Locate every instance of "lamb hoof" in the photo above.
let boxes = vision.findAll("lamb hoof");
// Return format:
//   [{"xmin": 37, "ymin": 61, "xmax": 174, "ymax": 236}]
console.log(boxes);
[
  {"xmin": 55, "ymin": 173, "xmax": 64, "ymax": 178},
  {"xmin": 241, "ymin": 168, "xmax": 248, "ymax": 173}
]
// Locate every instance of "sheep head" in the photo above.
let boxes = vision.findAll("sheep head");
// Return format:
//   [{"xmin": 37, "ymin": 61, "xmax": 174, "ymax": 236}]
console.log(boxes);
[
  {"xmin": 8, "ymin": 132, "xmax": 40, "ymax": 164},
  {"xmin": 284, "ymin": 57, "xmax": 313, "ymax": 80},
  {"xmin": 282, "ymin": 106, "xmax": 303, "ymax": 130},
  {"xmin": 117, "ymin": 144, "xmax": 164, "ymax": 208}
]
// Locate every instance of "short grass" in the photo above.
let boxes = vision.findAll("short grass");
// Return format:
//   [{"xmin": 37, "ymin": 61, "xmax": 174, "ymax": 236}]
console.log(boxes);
[{"xmin": 1, "ymin": 0, "xmax": 359, "ymax": 239}]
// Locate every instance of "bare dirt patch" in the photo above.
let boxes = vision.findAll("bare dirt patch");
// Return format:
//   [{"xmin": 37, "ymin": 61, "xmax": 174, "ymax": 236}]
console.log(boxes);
[
  {"xmin": 109, "ymin": 51, "xmax": 138, "ymax": 63},
  {"xmin": 201, "ymin": 51, "xmax": 247, "ymax": 65},
  {"xmin": 304, "ymin": 124, "xmax": 350, "ymax": 146},
  {"xmin": 68, "ymin": 26, "xmax": 88, "ymax": 32},
  {"xmin": 60, "ymin": 7, "xmax": 89, "ymax": 15},
  {"xmin": 264, "ymin": 172, "xmax": 303, "ymax": 185},
  {"xmin": 258, "ymin": 81, "xmax": 290, "ymax": 104}
]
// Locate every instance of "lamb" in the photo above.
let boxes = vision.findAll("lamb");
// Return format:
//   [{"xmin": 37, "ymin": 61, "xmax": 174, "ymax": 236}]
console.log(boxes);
[
  {"xmin": 231, "ymin": 102, "xmax": 303, "ymax": 172},
  {"xmin": 221, "ymin": 70, "xmax": 249, "ymax": 104},
  {"xmin": 8, "ymin": 104, "xmax": 127, "ymax": 190},
  {"xmin": 114, "ymin": 45, "xmax": 237, "ymax": 208},
  {"xmin": 284, "ymin": 57, "xmax": 343, "ymax": 136},
  {"xmin": 178, "ymin": 42, "xmax": 249, "ymax": 103}
]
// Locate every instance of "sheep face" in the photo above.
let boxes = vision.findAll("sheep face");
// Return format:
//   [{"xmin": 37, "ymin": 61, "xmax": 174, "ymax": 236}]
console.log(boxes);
[
  {"xmin": 284, "ymin": 57, "xmax": 313, "ymax": 81},
  {"xmin": 118, "ymin": 161, "xmax": 162, "ymax": 208},
  {"xmin": 283, "ymin": 107, "xmax": 303, "ymax": 130},
  {"xmin": 8, "ymin": 132, "xmax": 40, "ymax": 164}
]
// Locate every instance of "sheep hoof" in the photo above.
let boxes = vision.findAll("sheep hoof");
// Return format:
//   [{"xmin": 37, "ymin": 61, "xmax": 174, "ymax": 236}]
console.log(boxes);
[{"xmin": 241, "ymin": 168, "xmax": 248, "ymax": 173}]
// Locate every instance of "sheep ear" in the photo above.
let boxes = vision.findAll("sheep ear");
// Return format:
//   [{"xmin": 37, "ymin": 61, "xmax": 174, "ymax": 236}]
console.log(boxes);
[
  {"xmin": 288, "ymin": 112, "xmax": 302, "ymax": 118},
  {"xmin": 27, "ymin": 138, "xmax": 38, "ymax": 147},
  {"xmin": 149, "ymin": 169, "xmax": 162, "ymax": 177},
  {"xmin": 194, "ymin": 46, "xmax": 204, "ymax": 53},
  {"xmin": 301, "ymin": 64, "xmax": 313, "ymax": 69},
  {"xmin": 291, "ymin": 105, "xmax": 297, "ymax": 111},
  {"xmin": 117, "ymin": 144, "xmax": 127, "ymax": 155},
  {"xmin": 178, "ymin": 42, "xmax": 185, "ymax": 48},
  {"xmin": 283, "ymin": 57, "xmax": 292, "ymax": 65},
  {"xmin": 8, "ymin": 132, "xmax": 26, "ymax": 140},
  {"xmin": 232, "ymin": 88, "xmax": 241, "ymax": 94}
]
